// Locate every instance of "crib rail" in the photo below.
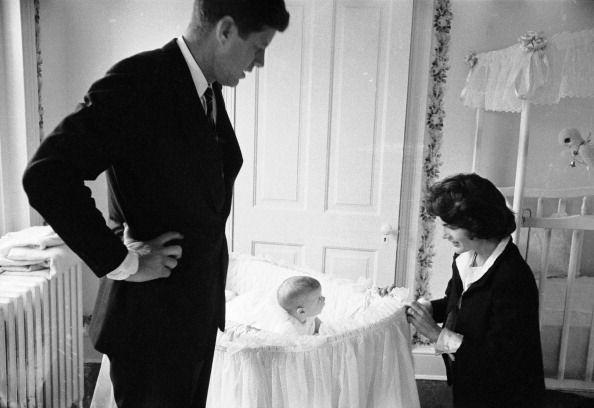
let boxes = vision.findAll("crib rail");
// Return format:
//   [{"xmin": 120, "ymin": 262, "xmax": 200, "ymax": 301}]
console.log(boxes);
[
  {"xmin": 524, "ymin": 215, "xmax": 594, "ymax": 230},
  {"xmin": 505, "ymin": 187, "xmax": 594, "ymax": 392}
]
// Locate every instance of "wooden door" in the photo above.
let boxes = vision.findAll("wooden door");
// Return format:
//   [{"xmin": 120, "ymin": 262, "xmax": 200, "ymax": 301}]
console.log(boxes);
[{"xmin": 232, "ymin": 0, "xmax": 412, "ymax": 285}]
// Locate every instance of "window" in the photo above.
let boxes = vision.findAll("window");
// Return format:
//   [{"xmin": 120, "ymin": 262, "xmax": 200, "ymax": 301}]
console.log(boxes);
[{"xmin": 0, "ymin": 0, "xmax": 43, "ymax": 235}]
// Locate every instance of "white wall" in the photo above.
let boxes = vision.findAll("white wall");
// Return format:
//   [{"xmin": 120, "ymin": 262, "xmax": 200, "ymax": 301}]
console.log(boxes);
[
  {"xmin": 39, "ymin": 0, "xmax": 193, "ymax": 315},
  {"xmin": 429, "ymin": 0, "xmax": 594, "ymax": 298}
]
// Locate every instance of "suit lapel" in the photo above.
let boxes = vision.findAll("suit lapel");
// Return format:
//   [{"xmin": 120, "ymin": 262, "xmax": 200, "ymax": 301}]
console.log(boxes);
[{"xmin": 162, "ymin": 40, "xmax": 226, "ymax": 210}]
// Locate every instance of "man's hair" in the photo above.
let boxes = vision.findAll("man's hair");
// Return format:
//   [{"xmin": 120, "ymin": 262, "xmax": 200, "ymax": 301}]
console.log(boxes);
[
  {"xmin": 198, "ymin": 0, "xmax": 290, "ymax": 37},
  {"xmin": 277, "ymin": 276, "xmax": 320, "ymax": 312},
  {"xmin": 426, "ymin": 173, "xmax": 516, "ymax": 240}
]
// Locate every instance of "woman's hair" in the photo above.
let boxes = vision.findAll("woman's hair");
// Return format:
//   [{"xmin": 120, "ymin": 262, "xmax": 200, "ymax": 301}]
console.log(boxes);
[
  {"xmin": 198, "ymin": 0, "xmax": 290, "ymax": 37},
  {"xmin": 277, "ymin": 276, "xmax": 320, "ymax": 311},
  {"xmin": 426, "ymin": 173, "xmax": 516, "ymax": 240}
]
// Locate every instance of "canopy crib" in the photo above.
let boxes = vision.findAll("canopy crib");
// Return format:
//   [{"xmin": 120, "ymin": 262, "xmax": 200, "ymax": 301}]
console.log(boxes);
[{"xmin": 460, "ymin": 28, "xmax": 594, "ymax": 391}]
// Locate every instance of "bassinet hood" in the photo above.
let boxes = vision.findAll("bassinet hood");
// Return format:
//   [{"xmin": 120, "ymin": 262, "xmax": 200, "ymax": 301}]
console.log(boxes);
[{"xmin": 460, "ymin": 28, "xmax": 594, "ymax": 112}]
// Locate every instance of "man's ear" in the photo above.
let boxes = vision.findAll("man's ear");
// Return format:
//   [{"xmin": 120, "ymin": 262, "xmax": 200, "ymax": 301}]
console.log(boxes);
[
  {"xmin": 296, "ymin": 306, "xmax": 305, "ymax": 315},
  {"xmin": 215, "ymin": 16, "xmax": 237, "ymax": 45}
]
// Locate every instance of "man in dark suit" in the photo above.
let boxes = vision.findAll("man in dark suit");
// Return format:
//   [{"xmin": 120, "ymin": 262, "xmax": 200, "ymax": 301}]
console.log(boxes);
[{"xmin": 22, "ymin": 1, "xmax": 289, "ymax": 406}]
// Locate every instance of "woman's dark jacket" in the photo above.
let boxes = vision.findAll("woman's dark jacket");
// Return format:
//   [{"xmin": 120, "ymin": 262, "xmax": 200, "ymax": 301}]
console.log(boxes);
[{"xmin": 431, "ymin": 239, "xmax": 545, "ymax": 408}]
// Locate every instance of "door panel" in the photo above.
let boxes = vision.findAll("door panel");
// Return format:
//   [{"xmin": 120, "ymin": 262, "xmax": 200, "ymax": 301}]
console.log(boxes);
[{"xmin": 232, "ymin": 0, "xmax": 412, "ymax": 285}]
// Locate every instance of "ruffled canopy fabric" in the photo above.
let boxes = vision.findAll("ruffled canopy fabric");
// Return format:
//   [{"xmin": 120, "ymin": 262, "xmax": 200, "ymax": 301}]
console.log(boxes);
[{"xmin": 461, "ymin": 28, "xmax": 594, "ymax": 112}]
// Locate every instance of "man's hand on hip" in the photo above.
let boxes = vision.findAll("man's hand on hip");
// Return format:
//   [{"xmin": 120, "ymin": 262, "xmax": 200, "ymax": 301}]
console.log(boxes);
[{"xmin": 123, "ymin": 226, "xmax": 183, "ymax": 282}]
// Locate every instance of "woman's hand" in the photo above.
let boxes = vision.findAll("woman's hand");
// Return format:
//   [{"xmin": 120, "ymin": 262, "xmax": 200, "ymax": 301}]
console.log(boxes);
[{"xmin": 406, "ymin": 301, "xmax": 441, "ymax": 343}]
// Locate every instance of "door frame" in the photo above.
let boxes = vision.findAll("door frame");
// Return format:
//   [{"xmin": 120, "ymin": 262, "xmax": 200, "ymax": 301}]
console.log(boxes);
[{"xmin": 394, "ymin": 0, "xmax": 434, "ymax": 289}]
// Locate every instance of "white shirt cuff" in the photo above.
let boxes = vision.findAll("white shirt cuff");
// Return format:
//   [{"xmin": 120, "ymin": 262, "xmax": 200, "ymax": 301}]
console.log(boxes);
[
  {"xmin": 106, "ymin": 250, "xmax": 139, "ymax": 280},
  {"xmin": 435, "ymin": 327, "xmax": 463, "ymax": 355}
]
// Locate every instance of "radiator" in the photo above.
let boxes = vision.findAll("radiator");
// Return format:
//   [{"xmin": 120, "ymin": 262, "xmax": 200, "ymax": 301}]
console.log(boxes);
[{"xmin": 0, "ymin": 263, "xmax": 84, "ymax": 408}]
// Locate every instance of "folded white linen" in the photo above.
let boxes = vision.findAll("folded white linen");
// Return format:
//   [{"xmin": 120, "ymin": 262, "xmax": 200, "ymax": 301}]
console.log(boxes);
[
  {"xmin": 0, "ymin": 225, "xmax": 63, "ymax": 257},
  {"xmin": 0, "ymin": 263, "xmax": 49, "ymax": 273},
  {"xmin": 0, "ymin": 256, "xmax": 46, "ymax": 266},
  {"xmin": 0, "ymin": 244, "xmax": 78, "ymax": 273},
  {"xmin": 7, "ymin": 246, "xmax": 62, "ymax": 262}
]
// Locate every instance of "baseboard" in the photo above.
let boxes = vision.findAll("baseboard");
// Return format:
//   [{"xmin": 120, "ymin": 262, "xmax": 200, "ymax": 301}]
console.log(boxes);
[
  {"xmin": 83, "ymin": 330, "xmax": 103, "ymax": 363},
  {"xmin": 545, "ymin": 378, "xmax": 594, "ymax": 393},
  {"xmin": 413, "ymin": 344, "xmax": 447, "ymax": 381}
]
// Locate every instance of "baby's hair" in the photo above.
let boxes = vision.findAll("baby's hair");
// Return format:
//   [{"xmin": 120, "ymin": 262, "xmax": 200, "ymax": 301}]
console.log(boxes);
[{"xmin": 277, "ymin": 276, "xmax": 320, "ymax": 312}]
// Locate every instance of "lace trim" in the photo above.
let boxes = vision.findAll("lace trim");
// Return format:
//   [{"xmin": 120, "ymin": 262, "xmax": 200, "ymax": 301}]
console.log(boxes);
[{"xmin": 461, "ymin": 28, "xmax": 594, "ymax": 111}]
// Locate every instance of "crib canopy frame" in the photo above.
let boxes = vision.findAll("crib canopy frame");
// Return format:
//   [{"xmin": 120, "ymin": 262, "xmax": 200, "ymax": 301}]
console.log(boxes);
[{"xmin": 460, "ymin": 28, "xmax": 594, "ymax": 243}]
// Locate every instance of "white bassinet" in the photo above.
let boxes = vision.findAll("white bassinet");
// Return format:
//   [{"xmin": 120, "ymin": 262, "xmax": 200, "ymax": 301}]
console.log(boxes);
[{"xmin": 91, "ymin": 253, "xmax": 420, "ymax": 408}]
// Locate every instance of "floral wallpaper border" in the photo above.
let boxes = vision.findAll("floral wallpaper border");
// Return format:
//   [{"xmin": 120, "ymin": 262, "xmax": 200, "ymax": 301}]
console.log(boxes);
[
  {"xmin": 34, "ymin": 0, "xmax": 44, "ymax": 139},
  {"xmin": 415, "ymin": 0, "xmax": 452, "ymax": 301}
]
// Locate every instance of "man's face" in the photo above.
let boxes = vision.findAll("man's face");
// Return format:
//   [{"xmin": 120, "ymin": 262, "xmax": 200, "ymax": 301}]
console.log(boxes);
[{"xmin": 215, "ymin": 24, "xmax": 277, "ymax": 87}]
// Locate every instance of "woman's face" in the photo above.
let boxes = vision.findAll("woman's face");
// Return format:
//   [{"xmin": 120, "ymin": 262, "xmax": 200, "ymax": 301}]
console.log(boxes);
[{"xmin": 437, "ymin": 217, "xmax": 477, "ymax": 254}]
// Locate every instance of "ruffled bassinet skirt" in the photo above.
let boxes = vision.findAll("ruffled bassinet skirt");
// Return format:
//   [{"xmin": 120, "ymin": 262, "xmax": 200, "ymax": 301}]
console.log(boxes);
[{"xmin": 91, "ymin": 254, "xmax": 420, "ymax": 408}]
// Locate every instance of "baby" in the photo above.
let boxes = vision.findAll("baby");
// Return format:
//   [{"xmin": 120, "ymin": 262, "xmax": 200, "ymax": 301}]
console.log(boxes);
[{"xmin": 275, "ymin": 276, "xmax": 325, "ymax": 335}]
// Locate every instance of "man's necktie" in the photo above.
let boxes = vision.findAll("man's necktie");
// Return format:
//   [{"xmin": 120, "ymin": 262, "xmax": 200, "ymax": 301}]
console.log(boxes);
[
  {"xmin": 204, "ymin": 86, "xmax": 224, "ymax": 179},
  {"xmin": 204, "ymin": 86, "xmax": 215, "ymax": 128}
]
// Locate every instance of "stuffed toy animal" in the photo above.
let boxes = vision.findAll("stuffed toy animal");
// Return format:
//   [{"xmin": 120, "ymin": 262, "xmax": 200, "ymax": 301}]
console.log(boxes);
[{"xmin": 558, "ymin": 128, "xmax": 594, "ymax": 169}]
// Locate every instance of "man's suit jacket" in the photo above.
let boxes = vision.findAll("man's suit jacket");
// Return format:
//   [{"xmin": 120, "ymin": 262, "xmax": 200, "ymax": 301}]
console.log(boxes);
[
  {"xmin": 23, "ymin": 40, "xmax": 243, "ymax": 357},
  {"xmin": 431, "ymin": 240, "xmax": 545, "ymax": 408}
]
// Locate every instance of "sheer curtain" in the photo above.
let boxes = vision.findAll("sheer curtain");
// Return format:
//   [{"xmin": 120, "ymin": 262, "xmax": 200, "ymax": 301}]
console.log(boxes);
[{"xmin": 0, "ymin": 0, "xmax": 43, "ymax": 235}]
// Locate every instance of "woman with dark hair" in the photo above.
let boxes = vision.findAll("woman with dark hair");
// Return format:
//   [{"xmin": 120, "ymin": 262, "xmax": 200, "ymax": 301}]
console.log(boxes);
[{"xmin": 407, "ymin": 173, "xmax": 545, "ymax": 408}]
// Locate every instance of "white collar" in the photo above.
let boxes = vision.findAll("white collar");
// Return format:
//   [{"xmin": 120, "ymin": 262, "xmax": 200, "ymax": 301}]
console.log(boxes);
[
  {"xmin": 455, "ymin": 236, "xmax": 510, "ymax": 290},
  {"xmin": 176, "ymin": 36, "xmax": 210, "ymax": 98}
]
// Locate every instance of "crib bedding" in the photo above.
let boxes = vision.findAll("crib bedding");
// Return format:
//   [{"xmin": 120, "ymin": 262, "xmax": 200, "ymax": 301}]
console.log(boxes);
[
  {"xmin": 220, "ymin": 293, "xmax": 409, "ymax": 351},
  {"xmin": 91, "ymin": 254, "xmax": 420, "ymax": 408},
  {"xmin": 224, "ymin": 259, "xmax": 410, "ymax": 341}
]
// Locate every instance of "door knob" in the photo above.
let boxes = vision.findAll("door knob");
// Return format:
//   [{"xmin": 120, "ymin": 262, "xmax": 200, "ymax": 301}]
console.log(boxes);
[{"xmin": 381, "ymin": 224, "xmax": 397, "ymax": 242}]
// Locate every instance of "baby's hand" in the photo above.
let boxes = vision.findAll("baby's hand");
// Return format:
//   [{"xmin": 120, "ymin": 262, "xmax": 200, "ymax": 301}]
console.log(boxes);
[{"xmin": 377, "ymin": 284, "xmax": 397, "ymax": 297}]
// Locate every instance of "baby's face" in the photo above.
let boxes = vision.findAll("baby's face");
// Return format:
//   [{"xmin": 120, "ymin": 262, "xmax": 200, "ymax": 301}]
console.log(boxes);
[{"xmin": 300, "ymin": 287, "xmax": 325, "ymax": 317}]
